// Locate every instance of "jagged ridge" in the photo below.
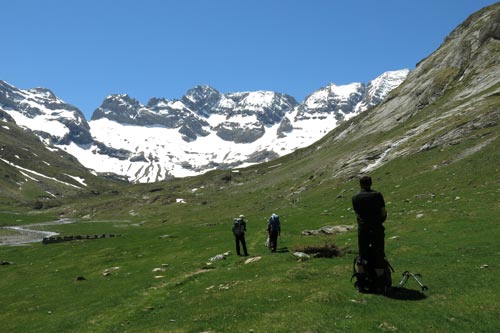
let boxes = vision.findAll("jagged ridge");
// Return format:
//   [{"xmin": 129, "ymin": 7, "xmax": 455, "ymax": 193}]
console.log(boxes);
[{"xmin": 1, "ymin": 69, "xmax": 409, "ymax": 183}]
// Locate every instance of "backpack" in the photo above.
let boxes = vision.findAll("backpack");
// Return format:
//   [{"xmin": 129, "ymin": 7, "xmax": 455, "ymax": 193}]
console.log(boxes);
[
  {"xmin": 351, "ymin": 255, "xmax": 394, "ymax": 294},
  {"xmin": 232, "ymin": 218, "xmax": 245, "ymax": 236},
  {"xmin": 268, "ymin": 214, "xmax": 280, "ymax": 232}
]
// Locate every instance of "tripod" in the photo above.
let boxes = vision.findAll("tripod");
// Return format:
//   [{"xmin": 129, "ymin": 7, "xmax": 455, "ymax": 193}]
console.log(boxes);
[{"xmin": 398, "ymin": 271, "xmax": 428, "ymax": 291}]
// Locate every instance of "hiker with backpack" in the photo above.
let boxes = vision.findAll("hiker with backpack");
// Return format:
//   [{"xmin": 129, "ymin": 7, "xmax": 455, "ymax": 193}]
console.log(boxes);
[
  {"xmin": 352, "ymin": 175, "xmax": 391, "ymax": 293},
  {"xmin": 232, "ymin": 215, "xmax": 249, "ymax": 256},
  {"xmin": 267, "ymin": 213, "xmax": 281, "ymax": 252}
]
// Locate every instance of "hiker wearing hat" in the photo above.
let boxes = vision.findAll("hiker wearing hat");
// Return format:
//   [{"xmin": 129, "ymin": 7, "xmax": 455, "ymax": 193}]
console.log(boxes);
[{"xmin": 232, "ymin": 215, "xmax": 249, "ymax": 256}]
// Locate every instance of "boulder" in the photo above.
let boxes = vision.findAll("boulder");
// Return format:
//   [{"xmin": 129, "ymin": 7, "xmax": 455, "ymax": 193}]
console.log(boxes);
[
  {"xmin": 302, "ymin": 225, "xmax": 355, "ymax": 236},
  {"xmin": 244, "ymin": 256, "xmax": 262, "ymax": 264},
  {"xmin": 293, "ymin": 252, "xmax": 311, "ymax": 260},
  {"xmin": 101, "ymin": 266, "xmax": 120, "ymax": 276}
]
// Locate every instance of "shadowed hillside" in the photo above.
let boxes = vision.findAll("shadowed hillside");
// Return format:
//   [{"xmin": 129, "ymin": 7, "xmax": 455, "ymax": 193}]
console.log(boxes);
[{"xmin": 0, "ymin": 118, "xmax": 125, "ymax": 211}]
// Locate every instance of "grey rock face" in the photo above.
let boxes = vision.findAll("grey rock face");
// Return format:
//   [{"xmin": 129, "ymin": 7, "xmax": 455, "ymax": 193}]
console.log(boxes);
[
  {"xmin": 91, "ymin": 94, "xmax": 143, "ymax": 123},
  {"xmin": 92, "ymin": 94, "xmax": 210, "ymax": 141},
  {"xmin": 277, "ymin": 117, "xmax": 293, "ymax": 138},
  {"xmin": 182, "ymin": 85, "xmax": 222, "ymax": 117},
  {"xmin": 213, "ymin": 121, "xmax": 265, "ymax": 143},
  {"xmin": 326, "ymin": 3, "xmax": 500, "ymax": 178},
  {"xmin": 95, "ymin": 142, "xmax": 131, "ymax": 160}
]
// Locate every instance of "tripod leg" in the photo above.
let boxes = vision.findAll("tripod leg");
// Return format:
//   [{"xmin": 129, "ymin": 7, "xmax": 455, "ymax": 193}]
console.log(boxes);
[
  {"xmin": 410, "ymin": 273, "xmax": 428, "ymax": 291},
  {"xmin": 398, "ymin": 271, "xmax": 410, "ymax": 287}
]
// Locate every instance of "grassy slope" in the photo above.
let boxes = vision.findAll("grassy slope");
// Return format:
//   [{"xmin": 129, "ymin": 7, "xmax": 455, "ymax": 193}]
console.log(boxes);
[
  {"xmin": 1, "ymin": 102, "xmax": 499, "ymax": 332},
  {"xmin": 0, "ymin": 119, "xmax": 125, "ymax": 213}
]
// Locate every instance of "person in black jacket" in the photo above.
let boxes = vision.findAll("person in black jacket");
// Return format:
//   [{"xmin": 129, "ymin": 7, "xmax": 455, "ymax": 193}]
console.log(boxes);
[
  {"xmin": 232, "ymin": 215, "xmax": 248, "ymax": 256},
  {"xmin": 267, "ymin": 213, "xmax": 281, "ymax": 252},
  {"xmin": 352, "ymin": 175, "xmax": 387, "ymax": 290}
]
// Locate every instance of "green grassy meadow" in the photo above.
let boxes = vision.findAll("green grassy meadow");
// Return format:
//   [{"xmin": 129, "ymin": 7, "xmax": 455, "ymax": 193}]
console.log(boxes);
[
  {"xmin": 1, "ymin": 132, "xmax": 499, "ymax": 332},
  {"xmin": 1, "ymin": 5, "xmax": 499, "ymax": 331}
]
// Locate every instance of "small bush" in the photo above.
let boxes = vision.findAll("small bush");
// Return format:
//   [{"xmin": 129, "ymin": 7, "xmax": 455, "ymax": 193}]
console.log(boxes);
[{"xmin": 292, "ymin": 242, "xmax": 344, "ymax": 258}]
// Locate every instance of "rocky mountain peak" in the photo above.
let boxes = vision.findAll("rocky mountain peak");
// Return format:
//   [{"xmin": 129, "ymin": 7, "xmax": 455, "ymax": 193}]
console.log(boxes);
[
  {"xmin": 360, "ymin": 69, "xmax": 411, "ymax": 111},
  {"xmin": 91, "ymin": 94, "xmax": 144, "ymax": 122},
  {"xmin": 27, "ymin": 87, "xmax": 57, "ymax": 100},
  {"xmin": 146, "ymin": 97, "xmax": 170, "ymax": 108},
  {"xmin": 0, "ymin": 81, "xmax": 91, "ymax": 145},
  {"xmin": 101, "ymin": 94, "xmax": 142, "ymax": 111},
  {"xmin": 182, "ymin": 85, "xmax": 222, "ymax": 116},
  {"xmin": 223, "ymin": 91, "xmax": 298, "ymax": 125}
]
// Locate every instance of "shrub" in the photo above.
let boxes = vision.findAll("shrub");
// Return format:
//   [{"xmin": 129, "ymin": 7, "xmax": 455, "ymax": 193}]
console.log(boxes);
[{"xmin": 292, "ymin": 242, "xmax": 344, "ymax": 258}]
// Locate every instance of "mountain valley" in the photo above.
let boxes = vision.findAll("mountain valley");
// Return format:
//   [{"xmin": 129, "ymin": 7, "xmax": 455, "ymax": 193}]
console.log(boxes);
[{"xmin": 0, "ymin": 4, "xmax": 499, "ymax": 332}]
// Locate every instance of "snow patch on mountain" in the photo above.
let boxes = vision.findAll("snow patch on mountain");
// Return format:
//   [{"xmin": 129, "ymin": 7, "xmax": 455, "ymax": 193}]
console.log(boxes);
[
  {"xmin": 60, "ymin": 111, "xmax": 335, "ymax": 182},
  {"xmin": 0, "ymin": 157, "xmax": 83, "ymax": 189},
  {"xmin": 6, "ymin": 110, "xmax": 70, "ymax": 137}
]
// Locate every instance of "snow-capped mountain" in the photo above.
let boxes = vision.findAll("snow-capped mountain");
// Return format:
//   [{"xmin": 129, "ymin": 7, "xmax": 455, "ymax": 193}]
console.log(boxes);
[
  {"xmin": 91, "ymin": 88, "xmax": 299, "ymax": 143},
  {"xmin": 0, "ymin": 80, "xmax": 92, "ymax": 145},
  {"xmin": 0, "ymin": 69, "xmax": 409, "ymax": 182}
]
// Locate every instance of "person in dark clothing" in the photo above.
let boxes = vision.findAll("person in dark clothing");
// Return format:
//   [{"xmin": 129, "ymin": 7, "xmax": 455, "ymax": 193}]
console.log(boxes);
[
  {"xmin": 232, "ymin": 215, "xmax": 248, "ymax": 256},
  {"xmin": 267, "ymin": 213, "xmax": 281, "ymax": 252},
  {"xmin": 352, "ymin": 175, "xmax": 387, "ymax": 290}
]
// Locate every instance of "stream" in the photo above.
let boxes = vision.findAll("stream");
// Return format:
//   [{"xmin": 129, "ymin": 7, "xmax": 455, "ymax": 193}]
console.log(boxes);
[{"xmin": 0, "ymin": 218, "xmax": 77, "ymax": 246}]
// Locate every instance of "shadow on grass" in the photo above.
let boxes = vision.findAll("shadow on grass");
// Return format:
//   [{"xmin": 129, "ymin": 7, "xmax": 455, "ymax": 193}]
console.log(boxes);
[
  {"xmin": 276, "ymin": 247, "xmax": 289, "ymax": 253},
  {"xmin": 384, "ymin": 287, "xmax": 427, "ymax": 301}
]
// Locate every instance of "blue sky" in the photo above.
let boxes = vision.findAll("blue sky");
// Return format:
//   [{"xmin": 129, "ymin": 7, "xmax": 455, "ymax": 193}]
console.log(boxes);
[{"xmin": 2, "ymin": 0, "xmax": 497, "ymax": 119}]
